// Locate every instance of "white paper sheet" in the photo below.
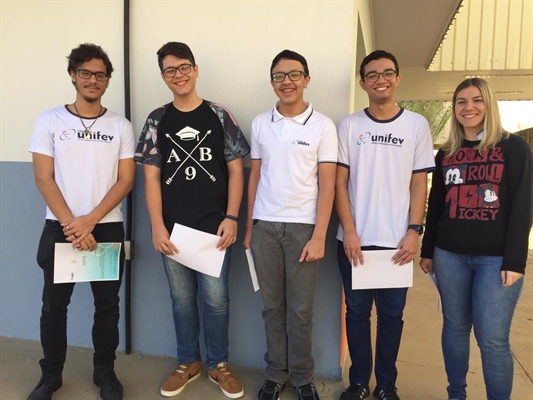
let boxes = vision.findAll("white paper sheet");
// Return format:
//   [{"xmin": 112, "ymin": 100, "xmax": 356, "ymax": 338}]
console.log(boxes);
[
  {"xmin": 245, "ymin": 249, "xmax": 260, "ymax": 292},
  {"xmin": 54, "ymin": 243, "xmax": 121, "ymax": 283},
  {"xmin": 168, "ymin": 223, "xmax": 226, "ymax": 278},
  {"xmin": 427, "ymin": 271, "xmax": 438, "ymax": 288},
  {"xmin": 351, "ymin": 249, "xmax": 413, "ymax": 290}
]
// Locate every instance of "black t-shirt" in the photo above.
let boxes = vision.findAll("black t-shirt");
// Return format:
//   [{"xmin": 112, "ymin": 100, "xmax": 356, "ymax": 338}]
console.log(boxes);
[
  {"xmin": 158, "ymin": 102, "xmax": 229, "ymax": 234},
  {"xmin": 135, "ymin": 100, "xmax": 250, "ymax": 234}
]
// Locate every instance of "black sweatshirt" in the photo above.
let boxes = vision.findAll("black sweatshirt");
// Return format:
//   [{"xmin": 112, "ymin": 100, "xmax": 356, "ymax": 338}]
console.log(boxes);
[{"xmin": 421, "ymin": 134, "xmax": 533, "ymax": 274}]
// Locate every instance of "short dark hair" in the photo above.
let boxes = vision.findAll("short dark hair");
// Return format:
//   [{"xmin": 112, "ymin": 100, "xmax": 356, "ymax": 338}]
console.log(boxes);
[
  {"xmin": 270, "ymin": 50, "xmax": 309, "ymax": 77},
  {"xmin": 157, "ymin": 42, "xmax": 196, "ymax": 71},
  {"xmin": 359, "ymin": 50, "xmax": 399, "ymax": 79},
  {"xmin": 67, "ymin": 43, "xmax": 114, "ymax": 77}
]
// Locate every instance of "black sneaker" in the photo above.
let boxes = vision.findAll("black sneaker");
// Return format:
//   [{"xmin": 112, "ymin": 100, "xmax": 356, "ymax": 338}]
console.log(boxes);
[
  {"xmin": 93, "ymin": 368, "xmax": 123, "ymax": 400},
  {"xmin": 373, "ymin": 386, "xmax": 400, "ymax": 400},
  {"xmin": 258, "ymin": 379, "xmax": 286, "ymax": 400},
  {"xmin": 27, "ymin": 374, "xmax": 62, "ymax": 400},
  {"xmin": 340, "ymin": 383, "xmax": 370, "ymax": 400},
  {"xmin": 296, "ymin": 381, "xmax": 320, "ymax": 400}
]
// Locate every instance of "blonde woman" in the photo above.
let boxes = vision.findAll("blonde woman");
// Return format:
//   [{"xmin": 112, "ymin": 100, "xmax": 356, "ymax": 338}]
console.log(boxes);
[{"xmin": 420, "ymin": 78, "xmax": 532, "ymax": 400}]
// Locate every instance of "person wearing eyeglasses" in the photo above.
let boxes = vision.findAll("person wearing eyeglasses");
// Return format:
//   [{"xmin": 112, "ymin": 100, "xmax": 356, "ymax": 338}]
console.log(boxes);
[
  {"xmin": 335, "ymin": 50, "xmax": 435, "ymax": 400},
  {"xmin": 243, "ymin": 50, "xmax": 337, "ymax": 400},
  {"xmin": 419, "ymin": 78, "xmax": 532, "ymax": 400},
  {"xmin": 135, "ymin": 42, "xmax": 249, "ymax": 399},
  {"xmin": 27, "ymin": 43, "xmax": 136, "ymax": 400}
]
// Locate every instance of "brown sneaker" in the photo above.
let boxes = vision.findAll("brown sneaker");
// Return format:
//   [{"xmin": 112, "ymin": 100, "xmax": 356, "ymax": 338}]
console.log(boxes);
[
  {"xmin": 160, "ymin": 361, "xmax": 201, "ymax": 397},
  {"xmin": 208, "ymin": 362, "xmax": 244, "ymax": 399}
]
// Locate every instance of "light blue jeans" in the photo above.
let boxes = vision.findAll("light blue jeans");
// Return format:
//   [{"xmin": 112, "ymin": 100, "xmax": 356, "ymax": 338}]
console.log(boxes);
[
  {"xmin": 433, "ymin": 247, "xmax": 524, "ymax": 400},
  {"xmin": 162, "ymin": 248, "xmax": 231, "ymax": 370},
  {"xmin": 251, "ymin": 220, "xmax": 318, "ymax": 387}
]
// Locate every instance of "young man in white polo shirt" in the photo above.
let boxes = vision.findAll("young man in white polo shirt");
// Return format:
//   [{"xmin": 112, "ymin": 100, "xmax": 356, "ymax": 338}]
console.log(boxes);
[
  {"xmin": 244, "ymin": 50, "xmax": 337, "ymax": 400},
  {"xmin": 335, "ymin": 50, "xmax": 435, "ymax": 400}
]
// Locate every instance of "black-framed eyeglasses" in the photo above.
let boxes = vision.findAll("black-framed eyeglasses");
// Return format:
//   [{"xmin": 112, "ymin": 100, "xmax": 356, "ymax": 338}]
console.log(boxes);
[
  {"xmin": 271, "ymin": 70, "xmax": 307, "ymax": 83},
  {"xmin": 76, "ymin": 69, "xmax": 108, "ymax": 82},
  {"xmin": 364, "ymin": 69, "xmax": 397, "ymax": 82},
  {"xmin": 162, "ymin": 64, "xmax": 195, "ymax": 78}
]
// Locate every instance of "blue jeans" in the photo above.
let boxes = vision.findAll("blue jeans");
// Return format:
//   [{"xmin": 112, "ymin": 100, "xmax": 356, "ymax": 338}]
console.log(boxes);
[
  {"xmin": 162, "ymin": 248, "xmax": 231, "ymax": 370},
  {"xmin": 433, "ymin": 247, "xmax": 524, "ymax": 400},
  {"xmin": 251, "ymin": 220, "xmax": 318, "ymax": 387},
  {"xmin": 37, "ymin": 220, "xmax": 125, "ymax": 375},
  {"xmin": 337, "ymin": 241, "xmax": 408, "ymax": 389}
]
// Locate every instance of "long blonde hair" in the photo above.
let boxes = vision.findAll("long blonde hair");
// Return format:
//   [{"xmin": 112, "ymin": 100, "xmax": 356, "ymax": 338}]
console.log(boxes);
[{"xmin": 441, "ymin": 78, "xmax": 509, "ymax": 156}]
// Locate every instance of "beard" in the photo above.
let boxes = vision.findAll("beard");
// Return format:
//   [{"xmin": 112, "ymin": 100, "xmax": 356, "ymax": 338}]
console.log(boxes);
[{"xmin": 73, "ymin": 80, "xmax": 107, "ymax": 103}]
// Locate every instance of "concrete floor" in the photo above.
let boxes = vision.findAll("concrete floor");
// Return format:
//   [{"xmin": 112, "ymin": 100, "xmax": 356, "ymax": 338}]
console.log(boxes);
[{"xmin": 1, "ymin": 244, "xmax": 532, "ymax": 400}]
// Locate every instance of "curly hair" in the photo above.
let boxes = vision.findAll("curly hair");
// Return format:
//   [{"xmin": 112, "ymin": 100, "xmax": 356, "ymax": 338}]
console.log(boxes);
[{"xmin": 67, "ymin": 43, "xmax": 114, "ymax": 77}]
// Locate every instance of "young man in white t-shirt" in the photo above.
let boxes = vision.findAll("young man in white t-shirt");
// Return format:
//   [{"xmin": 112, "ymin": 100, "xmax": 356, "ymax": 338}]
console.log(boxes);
[
  {"xmin": 28, "ymin": 44, "xmax": 136, "ymax": 400},
  {"xmin": 244, "ymin": 50, "xmax": 337, "ymax": 400},
  {"xmin": 335, "ymin": 50, "xmax": 435, "ymax": 400}
]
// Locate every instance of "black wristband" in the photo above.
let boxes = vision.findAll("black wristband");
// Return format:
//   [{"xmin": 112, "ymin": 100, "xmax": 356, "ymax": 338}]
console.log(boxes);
[{"xmin": 225, "ymin": 214, "xmax": 238, "ymax": 222}]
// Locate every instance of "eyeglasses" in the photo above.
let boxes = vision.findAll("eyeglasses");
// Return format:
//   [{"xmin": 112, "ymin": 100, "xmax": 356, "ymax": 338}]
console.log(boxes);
[
  {"xmin": 271, "ymin": 70, "xmax": 307, "ymax": 83},
  {"xmin": 364, "ymin": 69, "xmax": 397, "ymax": 82},
  {"xmin": 162, "ymin": 64, "xmax": 195, "ymax": 78},
  {"xmin": 76, "ymin": 69, "xmax": 108, "ymax": 82}
]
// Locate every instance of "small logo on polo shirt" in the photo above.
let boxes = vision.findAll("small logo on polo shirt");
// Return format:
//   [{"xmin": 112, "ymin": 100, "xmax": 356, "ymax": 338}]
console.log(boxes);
[{"xmin": 292, "ymin": 140, "xmax": 310, "ymax": 146}]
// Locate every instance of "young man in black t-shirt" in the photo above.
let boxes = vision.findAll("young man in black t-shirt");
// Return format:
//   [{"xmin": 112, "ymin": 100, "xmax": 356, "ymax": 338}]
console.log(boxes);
[{"xmin": 135, "ymin": 42, "xmax": 249, "ymax": 399}]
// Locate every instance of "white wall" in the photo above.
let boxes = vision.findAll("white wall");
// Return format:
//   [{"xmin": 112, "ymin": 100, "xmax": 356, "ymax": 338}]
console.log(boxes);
[{"xmin": 1, "ymin": 0, "xmax": 126, "ymax": 162}]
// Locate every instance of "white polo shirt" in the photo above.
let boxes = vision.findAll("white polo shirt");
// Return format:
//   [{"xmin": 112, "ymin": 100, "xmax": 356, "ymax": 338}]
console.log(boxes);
[{"xmin": 251, "ymin": 102, "xmax": 338, "ymax": 224}]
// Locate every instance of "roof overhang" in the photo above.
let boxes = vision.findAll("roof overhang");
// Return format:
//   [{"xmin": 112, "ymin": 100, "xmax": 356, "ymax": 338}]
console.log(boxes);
[{"xmin": 371, "ymin": 0, "xmax": 533, "ymax": 101}]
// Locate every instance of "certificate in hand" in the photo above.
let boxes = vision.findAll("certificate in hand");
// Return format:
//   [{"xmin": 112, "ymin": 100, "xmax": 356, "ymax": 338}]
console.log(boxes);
[
  {"xmin": 168, "ymin": 223, "xmax": 226, "ymax": 278},
  {"xmin": 54, "ymin": 243, "xmax": 121, "ymax": 284},
  {"xmin": 352, "ymin": 249, "xmax": 413, "ymax": 290}
]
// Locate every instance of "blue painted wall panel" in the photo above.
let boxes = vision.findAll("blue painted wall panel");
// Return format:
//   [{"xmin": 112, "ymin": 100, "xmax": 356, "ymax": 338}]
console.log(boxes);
[{"xmin": 0, "ymin": 162, "xmax": 342, "ymax": 378}]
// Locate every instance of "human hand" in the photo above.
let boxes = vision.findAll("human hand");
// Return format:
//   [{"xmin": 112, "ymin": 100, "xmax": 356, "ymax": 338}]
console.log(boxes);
[
  {"xmin": 419, "ymin": 257, "xmax": 433, "ymax": 274},
  {"xmin": 501, "ymin": 270, "xmax": 523, "ymax": 287},
  {"xmin": 392, "ymin": 230, "xmax": 418, "ymax": 265},
  {"xmin": 217, "ymin": 218, "xmax": 237, "ymax": 250},
  {"xmin": 343, "ymin": 230, "xmax": 364, "ymax": 266},
  {"xmin": 62, "ymin": 215, "xmax": 98, "ymax": 250},
  {"xmin": 152, "ymin": 225, "xmax": 178, "ymax": 255},
  {"xmin": 299, "ymin": 236, "xmax": 325, "ymax": 263},
  {"xmin": 243, "ymin": 226, "xmax": 252, "ymax": 250}
]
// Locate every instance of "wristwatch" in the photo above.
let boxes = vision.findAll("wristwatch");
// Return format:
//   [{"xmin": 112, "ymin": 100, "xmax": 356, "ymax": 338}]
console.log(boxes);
[{"xmin": 408, "ymin": 224, "xmax": 424, "ymax": 235}]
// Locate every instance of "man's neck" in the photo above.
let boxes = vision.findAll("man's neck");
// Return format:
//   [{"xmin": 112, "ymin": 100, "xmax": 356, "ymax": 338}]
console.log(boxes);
[
  {"xmin": 277, "ymin": 101, "xmax": 307, "ymax": 118},
  {"xmin": 72, "ymin": 97, "xmax": 103, "ymax": 117},
  {"xmin": 172, "ymin": 91, "xmax": 202, "ymax": 112},
  {"xmin": 367, "ymin": 101, "xmax": 400, "ymax": 121}
]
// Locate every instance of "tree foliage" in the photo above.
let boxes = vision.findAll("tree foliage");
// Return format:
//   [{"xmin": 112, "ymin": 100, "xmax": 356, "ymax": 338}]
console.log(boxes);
[{"xmin": 398, "ymin": 101, "xmax": 452, "ymax": 143}]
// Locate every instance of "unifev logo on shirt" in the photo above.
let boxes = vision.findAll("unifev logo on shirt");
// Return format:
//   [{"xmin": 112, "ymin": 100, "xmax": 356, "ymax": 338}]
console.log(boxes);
[
  {"xmin": 357, "ymin": 131, "xmax": 405, "ymax": 147},
  {"xmin": 292, "ymin": 140, "xmax": 310, "ymax": 146},
  {"xmin": 60, "ymin": 129, "xmax": 115, "ymax": 143}
]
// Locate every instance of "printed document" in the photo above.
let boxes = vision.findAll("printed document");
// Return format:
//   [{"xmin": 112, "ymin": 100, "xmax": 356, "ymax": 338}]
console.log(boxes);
[{"xmin": 54, "ymin": 243, "xmax": 121, "ymax": 283}]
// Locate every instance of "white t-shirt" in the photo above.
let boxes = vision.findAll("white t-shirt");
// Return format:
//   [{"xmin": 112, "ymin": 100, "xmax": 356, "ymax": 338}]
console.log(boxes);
[
  {"xmin": 29, "ymin": 105, "xmax": 135, "ymax": 223},
  {"xmin": 336, "ymin": 108, "xmax": 435, "ymax": 247},
  {"xmin": 251, "ymin": 102, "xmax": 338, "ymax": 224}
]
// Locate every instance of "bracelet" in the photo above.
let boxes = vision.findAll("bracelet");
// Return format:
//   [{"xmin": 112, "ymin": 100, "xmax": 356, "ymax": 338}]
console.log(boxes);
[{"xmin": 225, "ymin": 214, "xmax": 238, "ymax": 222}]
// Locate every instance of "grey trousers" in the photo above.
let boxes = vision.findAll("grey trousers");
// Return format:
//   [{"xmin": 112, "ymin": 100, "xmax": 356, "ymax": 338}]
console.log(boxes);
[{"xmin": 251, "ymin": 220, "xmax": 318, "ymax": 387}]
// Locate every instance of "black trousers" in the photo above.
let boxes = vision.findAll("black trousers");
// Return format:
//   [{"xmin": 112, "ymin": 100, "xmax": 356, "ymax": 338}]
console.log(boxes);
[{"xmin": 36, "ymin": 220, "xmax": 125, "ymax": 375}]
